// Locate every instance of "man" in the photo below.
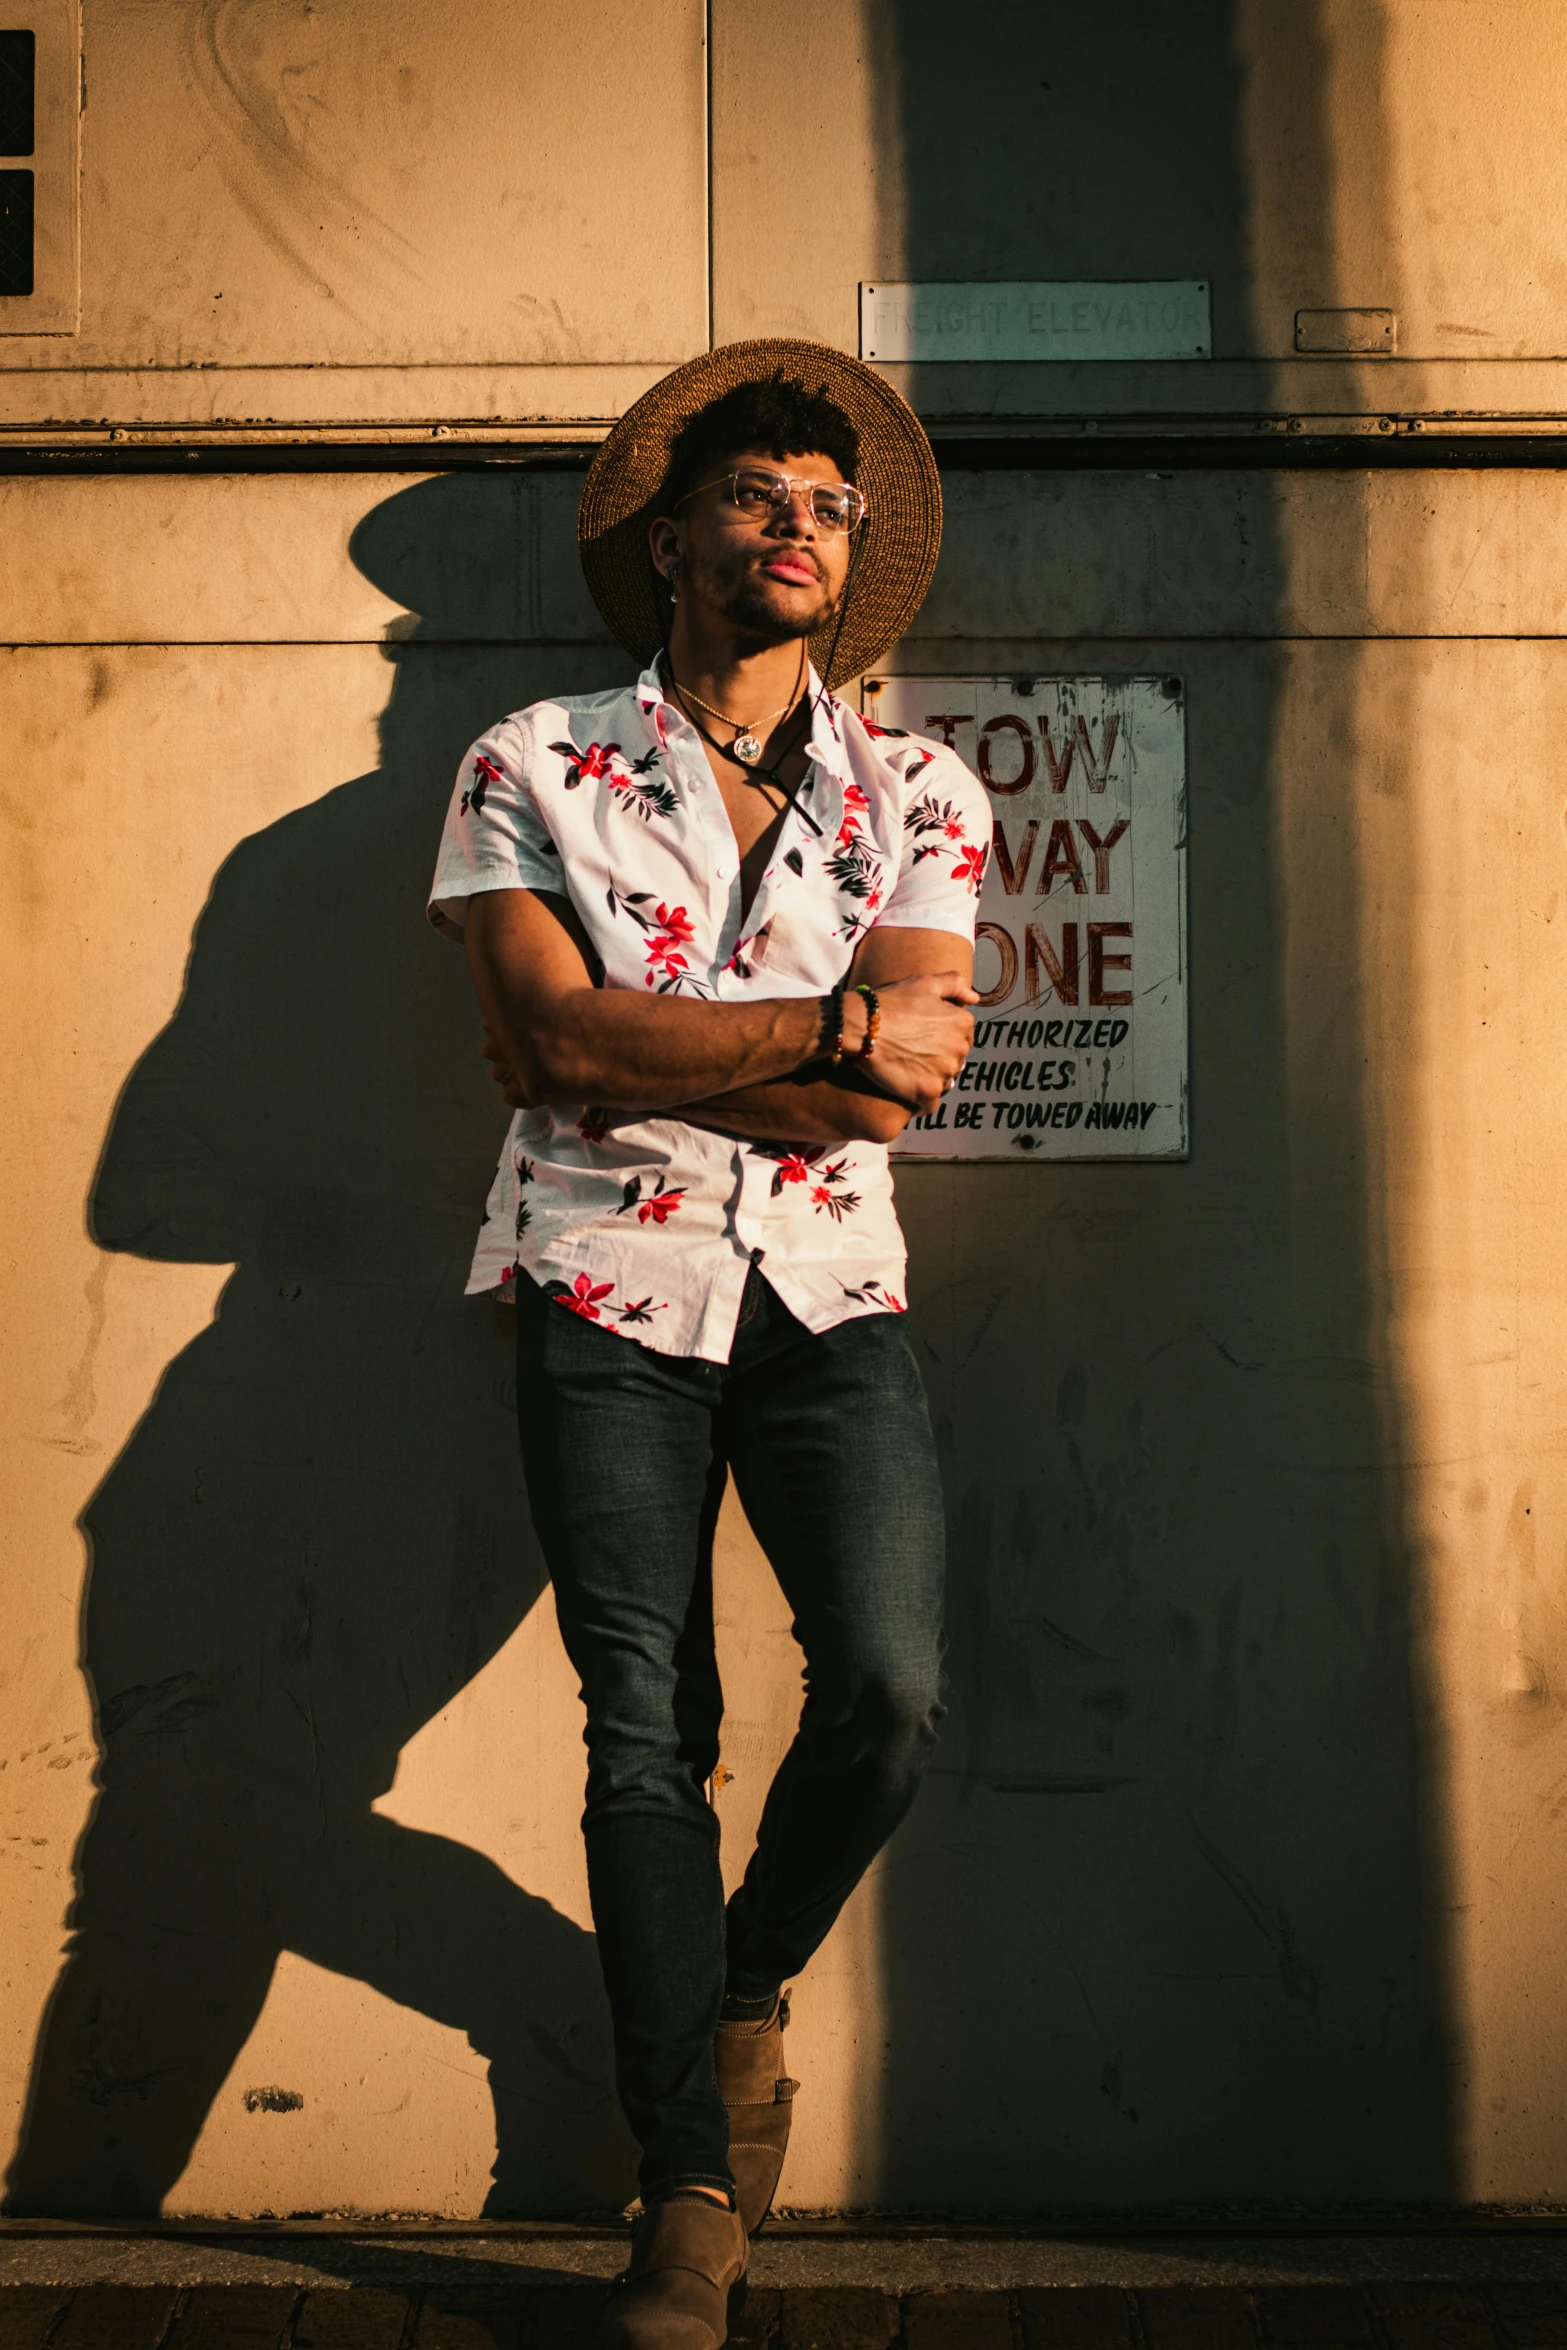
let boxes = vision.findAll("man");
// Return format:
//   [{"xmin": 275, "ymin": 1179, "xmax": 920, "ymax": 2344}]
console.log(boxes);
[{"xmin": 428, "ymin": 340, "xmax": 987, "ymax": 2350}]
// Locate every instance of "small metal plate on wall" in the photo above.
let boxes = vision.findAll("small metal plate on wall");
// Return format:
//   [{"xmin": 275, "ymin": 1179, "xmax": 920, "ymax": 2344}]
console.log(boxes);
[
  {"xmin": 861, "ymin": 281, "xmax": 1211, "ymax": 363},
  {"xmin": 1294, "ymin": 307, "xmax": 1397, "ymax": 354}
]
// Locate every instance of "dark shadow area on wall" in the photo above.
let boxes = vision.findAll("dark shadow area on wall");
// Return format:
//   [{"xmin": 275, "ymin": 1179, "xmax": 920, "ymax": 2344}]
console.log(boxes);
[
  {"xmin": 4, "ymin": 479, "xmax": 638, "ymax": 2217},
  {"xmin": 873, "ymin": 1, "xmax": 1456, "ymax": 2209}
]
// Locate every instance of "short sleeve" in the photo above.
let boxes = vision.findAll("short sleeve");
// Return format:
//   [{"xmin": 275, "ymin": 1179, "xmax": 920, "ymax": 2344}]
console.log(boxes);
[
  {"xmin": 874, "ymin": 745, "xmax": 992, "ymax": 940},
  {"xmin": 426, "ymin": 713, "xmax": 564, "ymax": 939}
]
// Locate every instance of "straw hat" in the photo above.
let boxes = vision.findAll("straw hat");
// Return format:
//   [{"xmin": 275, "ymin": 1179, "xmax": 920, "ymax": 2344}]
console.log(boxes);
[{"xmin": 577, "ymin": 338, "xmax": 942, "ymax": 690}]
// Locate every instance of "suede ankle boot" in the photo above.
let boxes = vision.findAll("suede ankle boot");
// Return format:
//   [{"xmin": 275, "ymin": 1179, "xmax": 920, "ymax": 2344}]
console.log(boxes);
[
  {"xmin": 598, "ymin": 2194, "xmax": 749, "ymax": 2350},
  {"xmin": 713, "ymin": 1992, "xmax": 797, "ymax": 2236}
]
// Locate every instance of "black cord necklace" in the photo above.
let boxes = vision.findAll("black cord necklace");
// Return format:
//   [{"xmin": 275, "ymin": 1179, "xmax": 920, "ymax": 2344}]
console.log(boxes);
[{"xmin": 664, "ymin": 664, "xmax": 825, "ymax": 832}]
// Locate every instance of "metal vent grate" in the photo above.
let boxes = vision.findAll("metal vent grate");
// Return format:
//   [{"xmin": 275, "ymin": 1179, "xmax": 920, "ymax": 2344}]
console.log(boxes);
[
  {"xmin": 0, "ymin": 169, "xmax": 33, "ymax": 294},
  {"xmin": 0, "ymin": 30, "xmax": 34, "ymax": 156}
]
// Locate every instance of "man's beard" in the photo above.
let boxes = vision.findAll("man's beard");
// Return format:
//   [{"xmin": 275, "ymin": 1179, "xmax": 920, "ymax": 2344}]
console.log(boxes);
[{"xmin": 704, "ymin": 549, "xmax": 840, "ymax": 648}]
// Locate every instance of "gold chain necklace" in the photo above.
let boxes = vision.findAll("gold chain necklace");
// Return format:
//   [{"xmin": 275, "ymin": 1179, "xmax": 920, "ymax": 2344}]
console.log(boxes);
[{"xmin": 671, "ymin": 648, "xmax": 806, "ymax": 768}]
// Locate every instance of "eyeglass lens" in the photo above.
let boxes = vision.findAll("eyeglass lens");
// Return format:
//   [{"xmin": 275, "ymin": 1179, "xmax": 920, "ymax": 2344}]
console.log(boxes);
[{"xmin": 732, "ymin": 468, "xmax": 864, "ymax": 531}]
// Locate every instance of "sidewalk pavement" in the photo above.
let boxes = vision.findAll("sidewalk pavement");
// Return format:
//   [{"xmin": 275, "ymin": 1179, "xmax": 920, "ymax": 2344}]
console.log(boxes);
[{"xmin": 6, "ymin": 2224, "xmax": 1567, "ymax": 2348}]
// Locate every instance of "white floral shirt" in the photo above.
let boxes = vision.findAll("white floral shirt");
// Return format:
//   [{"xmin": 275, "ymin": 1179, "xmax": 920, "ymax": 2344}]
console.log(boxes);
[{"xmin": 428, "ymin": 662, "xmax": 988, "ymax": 1362}]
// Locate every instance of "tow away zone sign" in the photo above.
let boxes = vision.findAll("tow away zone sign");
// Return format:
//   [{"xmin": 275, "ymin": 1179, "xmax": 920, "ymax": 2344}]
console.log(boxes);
[{"xmin": 863, "ymin": 674, "xmax": 1189, "ymax": 1162}]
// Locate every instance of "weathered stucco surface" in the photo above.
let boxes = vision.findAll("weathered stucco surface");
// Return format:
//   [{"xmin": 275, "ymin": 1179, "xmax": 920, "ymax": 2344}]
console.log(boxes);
[{"xmin": 5, "ymin": 0, "xmax": 1567, "ymax": 2215}]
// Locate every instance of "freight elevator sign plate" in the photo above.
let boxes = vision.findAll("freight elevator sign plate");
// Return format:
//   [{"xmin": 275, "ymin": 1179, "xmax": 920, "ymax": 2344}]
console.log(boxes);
[
  {"xmin": 860, "ymin": 282, "xmax": 1211, "ymax": 363},
  {"xmin": 863, "ymin": 676, "xmax": 1189, "ymax": 1162}
]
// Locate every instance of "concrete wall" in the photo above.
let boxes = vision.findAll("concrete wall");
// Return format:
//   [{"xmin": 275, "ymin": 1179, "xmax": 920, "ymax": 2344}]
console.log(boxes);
[{"xmin": 5, "ymin": 0, "xmax": 1567, "ymax": 2216}]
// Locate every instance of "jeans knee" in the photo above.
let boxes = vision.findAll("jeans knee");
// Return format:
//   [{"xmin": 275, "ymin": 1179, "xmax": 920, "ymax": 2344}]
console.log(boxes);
[
  {"xmin": 583, "ymin": 1733, "xmax": 716, "ymax": 1829},
  {"xmin": 819, "ymin": 1662, "xmax": 944, "ymax": 1772},
  {"xmin": 579, "ymin": 1685, "xmax": 720, "ymax": 1822},
  {"xmin": 878, "ymin": 1672, "xmax": 945, "ymax": 1755}
]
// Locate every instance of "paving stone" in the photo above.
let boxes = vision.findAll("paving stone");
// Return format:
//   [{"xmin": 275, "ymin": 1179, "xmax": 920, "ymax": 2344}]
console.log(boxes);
[
  {"xmin": 1367, "ymin": 2288, "xmax": 1499, "ymax": 2350},
  {"xmin": 165, "ymin": 2285, "xmax": 300, "ymax": 2347},
  {"xmin": 50, "ymin": 2287, "xmax": 183, "ymax": 2349},
  {"xmin": 729, "ymin": 2288, "xmax": 783, "ymax": 2349},
  {"xmin": 902, "ymin": 2293, "xmax": 1013, "ymax": 2350},
  {"xmin": 1138, "ymin": 2289, "xmax": 1260, "ymax": 2350},
  {"xmin": 293, "ymin": 2288, "xmax": 416, "ymax": 2347},
  {"xmin": 779, "ymin": 2288, "xmax": 899, "ymax": 2350},
  {"xmin": 1492, "ymin": 2287, "xmax": 1567, "ymax": 2348},
  {"xmin": 411, "ymin": 2293, "xmax": 526, "ymax": 2350},
  {"xmin": 0, "ymin": 2289, "xmax": 74, "ymax": 2350},
  {"xmin": 536, "ymin": 2282, "xmax": 606, "ymax": 2350},
  {"xmin": 1017, "ymin": 2288, "xmax": 1137, "ymax": 2349},
  {"xmin": 1253, "ymin": 2288, "xmax": 1375, "ymax": 2346}
]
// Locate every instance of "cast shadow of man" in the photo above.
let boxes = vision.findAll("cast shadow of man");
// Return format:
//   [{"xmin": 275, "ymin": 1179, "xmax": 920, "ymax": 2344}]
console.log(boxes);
[{"xmin": 6, "ymin": 474, "xmax": 637, "ymax": 2218}]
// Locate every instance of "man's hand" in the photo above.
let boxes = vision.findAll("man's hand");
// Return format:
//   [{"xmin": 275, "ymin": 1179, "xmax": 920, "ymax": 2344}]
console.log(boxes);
[
  {"xmin": 678, "ymin": 929, "xmax": 978, "ymax": 1146},
  {"xmin": 843, "ymin": 968, "xmax": 977, "ymax": 1114}
]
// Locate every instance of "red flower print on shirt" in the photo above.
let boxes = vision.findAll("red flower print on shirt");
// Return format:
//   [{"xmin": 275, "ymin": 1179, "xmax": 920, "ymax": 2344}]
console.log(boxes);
[
  {"xmin": 770, "ymin": 1152, "xmax": 816, "ymax": 1195},
  {"xmin": 952, "ymin": 842, "xmax": 987, "ymax": 892},
  {"xmin": 825, "ymin": 833, "xmax": 882, "ymax": 904},
  {"xmin": 644, "ymin": 902, "xmax": 696, "ymax": 989},
  {"xmin": 552, "ymin": 739, "xmax": 622, "ymax": 790},
  {"xmin": 606, "ymin": 890, "xmax": 712, "ymax": 997},
  {"xmin": 607, "ymin": 747, "xmax": 677, "ymax": 822},
  {"xmin": 461, "ymin": 751, "xmax": 505, "ymax": 815},
  {"xmin": 839, "ymin": 1276, "xmax": 905, "ymax": 1311},
  {"xmin": 615, "ymin": 1172, "xmax": 687, "ymax": 1226},
  {"xmin": 559, "ymin": 1272, "xmax": 615, "ymax": 1319},
  {"xmin": 808, "ymin": 1158, "xmax": 862, "ymax": 1222},
  {"xmin": 552, "ymin": 736, "xmax": 676, "ymax": 821},
  {"xmin": 544, "ymin": 1273, "xmax": 670, "ymax": 1328},
  {"xmin": 827, "ymin": 822, "xmax": 885, "ymax": 941},
  {"xmin": 646, "ymin": 940, "xmax": 688, "ymax": 986},
  {"xmin": 905, "ymin": 794, "xmax": 970, "ymax": 863},
  {"xmin": 578, "ymin": 1107, "xmax": 610, "ymax": 1144}
]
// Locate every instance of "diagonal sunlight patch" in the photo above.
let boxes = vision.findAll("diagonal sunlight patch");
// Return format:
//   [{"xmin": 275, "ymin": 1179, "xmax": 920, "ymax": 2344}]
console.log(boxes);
[
  {"xmin": 373, "ymin": 1594, "xmax": 593, "ymax": 1931},
  {"xmin": 165, "ymin": 1951, "xmax": 497, "ymax": 2219}
]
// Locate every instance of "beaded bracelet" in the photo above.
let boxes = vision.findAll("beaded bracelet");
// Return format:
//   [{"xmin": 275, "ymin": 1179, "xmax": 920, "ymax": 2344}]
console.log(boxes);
[
  {"xmin": 823, "ymin": 979, "xmax": 849, "ymax": 1064},
  {"xmin": 854, "ymin": 982, "xmax": 881, "ymax": 1062}
]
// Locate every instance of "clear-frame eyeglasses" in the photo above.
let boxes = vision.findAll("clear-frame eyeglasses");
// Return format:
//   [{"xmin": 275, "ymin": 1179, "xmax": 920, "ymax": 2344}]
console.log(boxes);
[{"xmin": 674, "ymin": 466, "xmax": 868, "ymax": 535}]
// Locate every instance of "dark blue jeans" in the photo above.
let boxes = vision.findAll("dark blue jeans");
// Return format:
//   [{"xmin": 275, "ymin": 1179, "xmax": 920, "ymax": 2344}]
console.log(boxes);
[{"xmin": 513, "ymin": 1263, "xmax": 947, "ymax": 2203}]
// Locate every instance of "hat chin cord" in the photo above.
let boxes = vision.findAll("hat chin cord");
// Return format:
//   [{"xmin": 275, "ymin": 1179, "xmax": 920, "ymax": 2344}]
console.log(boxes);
[{"xmin": 811, "ymin": 524, "xmax": 865, "ymax": 709}]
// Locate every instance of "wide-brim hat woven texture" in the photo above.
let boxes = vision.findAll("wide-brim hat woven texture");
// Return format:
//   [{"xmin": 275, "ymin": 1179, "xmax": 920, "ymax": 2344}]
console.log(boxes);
[{"xmin": 577, "ymin": 338, "xmax": 942, "ymax": 691}]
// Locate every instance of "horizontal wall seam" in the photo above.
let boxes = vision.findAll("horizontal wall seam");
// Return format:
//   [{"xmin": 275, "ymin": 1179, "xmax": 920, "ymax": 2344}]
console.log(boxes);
[
  {"xmin": 8, "ymin": 636, "xmax": 1567, "ymax": 651},
  {"xmin": 9, "ymin": 438, "xmax": 1567, "ymax": 476}
]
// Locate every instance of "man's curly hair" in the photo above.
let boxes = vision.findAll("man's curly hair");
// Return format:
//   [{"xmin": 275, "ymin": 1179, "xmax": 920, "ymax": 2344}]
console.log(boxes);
[{"xmin": 660, "ymin": 373, "xmax": 860, "ymax": 510}]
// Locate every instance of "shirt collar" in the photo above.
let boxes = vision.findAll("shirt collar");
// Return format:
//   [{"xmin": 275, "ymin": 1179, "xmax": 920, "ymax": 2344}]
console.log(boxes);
[{"xmin": 639, "ymin": 658, "xmax": 850, "ymax": 813}]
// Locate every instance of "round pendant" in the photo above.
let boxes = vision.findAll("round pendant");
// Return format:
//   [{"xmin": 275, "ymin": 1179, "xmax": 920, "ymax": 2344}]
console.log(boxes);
[{"xmin": 733, "ymin": 731, "xmax": 763, "ymax": 766}]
